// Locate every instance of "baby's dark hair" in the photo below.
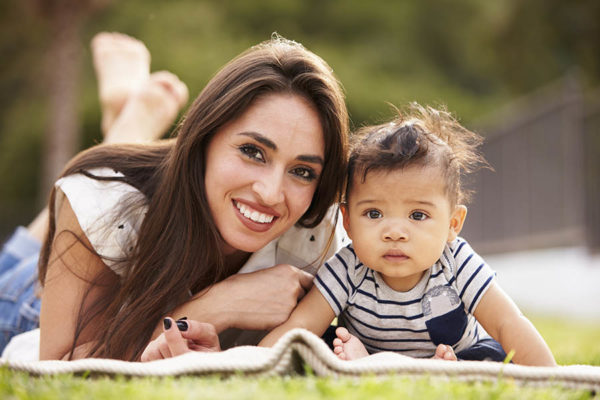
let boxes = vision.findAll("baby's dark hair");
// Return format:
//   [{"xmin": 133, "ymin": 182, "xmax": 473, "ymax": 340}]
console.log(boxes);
[{"xmin": 346, "ymin": 103, "xmax": 489, "ymax": 206}]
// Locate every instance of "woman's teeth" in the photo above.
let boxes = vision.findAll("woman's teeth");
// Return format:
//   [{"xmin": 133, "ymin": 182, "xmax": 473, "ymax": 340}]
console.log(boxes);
[{"xmin": 236, "ymin": 202, "xmax": 274, "ymax": 223}]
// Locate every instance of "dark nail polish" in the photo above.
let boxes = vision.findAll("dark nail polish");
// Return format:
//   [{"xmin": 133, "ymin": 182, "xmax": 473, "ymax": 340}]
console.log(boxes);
[
  {"xmin": 163, "ymin": 318, "xmax": 172, "ymax": 330},
  {"xmin": 177, "ymin": 316, "xmax": 188, "ymax": 321},
  {"xmin": 176, "ymin": 320, "xmax": 188, "ymax": 332}
]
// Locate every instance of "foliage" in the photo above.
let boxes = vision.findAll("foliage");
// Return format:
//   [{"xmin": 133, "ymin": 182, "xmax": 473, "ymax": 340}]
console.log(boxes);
[{"xmin": 0, "ymin": 0, "xmax": 599, "ymax": 238}]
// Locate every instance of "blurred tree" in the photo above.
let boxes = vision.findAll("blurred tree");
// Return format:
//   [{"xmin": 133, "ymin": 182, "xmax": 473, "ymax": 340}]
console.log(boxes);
[
  {"xmin": 28, "ymin": 0, "xmax": 112, "ymax": 197},
  {"xmin": 0, "ymin": 0, "xmax": 598, "ymax": 240}
]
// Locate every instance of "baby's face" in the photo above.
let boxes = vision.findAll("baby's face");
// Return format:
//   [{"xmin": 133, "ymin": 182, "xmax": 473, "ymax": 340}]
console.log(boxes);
[{"xmin": 341, "ymin": 165, "xmax": 464, "ymax": 292}]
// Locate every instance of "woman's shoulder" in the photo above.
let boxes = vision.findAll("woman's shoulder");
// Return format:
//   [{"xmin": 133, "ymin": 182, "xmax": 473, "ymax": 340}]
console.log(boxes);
[{"xmin": 55, "ymin": 167, "xmax": 147, "ymax": 275}]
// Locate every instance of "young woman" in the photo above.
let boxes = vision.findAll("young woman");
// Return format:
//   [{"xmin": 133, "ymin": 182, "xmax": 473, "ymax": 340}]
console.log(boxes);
[{"xmin": 2, "ymin": 34, "xmax": 349, "ymax": 362}]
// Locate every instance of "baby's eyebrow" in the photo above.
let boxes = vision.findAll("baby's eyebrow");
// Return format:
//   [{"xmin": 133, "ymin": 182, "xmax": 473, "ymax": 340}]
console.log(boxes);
[{"xmin": 411, "ymin": 200, "xmax": 437, "ymax": 208}]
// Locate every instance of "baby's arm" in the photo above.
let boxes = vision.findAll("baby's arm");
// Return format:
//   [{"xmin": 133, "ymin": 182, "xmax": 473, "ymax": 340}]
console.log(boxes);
[
  {"xmin": 474, "ymin": 282, "xmax": 556, "ymax": 366},
  {"xmin": 259, "ymin": 285, "xmax": 336, "ymax": 347}
]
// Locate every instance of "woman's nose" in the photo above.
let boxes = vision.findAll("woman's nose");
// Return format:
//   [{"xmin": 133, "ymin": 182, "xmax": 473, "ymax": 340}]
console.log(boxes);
[{"xmin": 252, "ymin": 171, "xmax": 285, "ymax": 205}]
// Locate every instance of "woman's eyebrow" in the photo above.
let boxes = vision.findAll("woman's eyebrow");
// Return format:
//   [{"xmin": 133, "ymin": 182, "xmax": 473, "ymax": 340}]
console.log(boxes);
[
  {"xmin": 238, "ymin": 132, "xmax": 324, "ymax": 165},
  {"xmin": 297, "ymin": 154, "xmax": 324, "ymax": 166},
  {"xmin": 238, "ymin": 132, "xmax": 276, "ymax": 150}
]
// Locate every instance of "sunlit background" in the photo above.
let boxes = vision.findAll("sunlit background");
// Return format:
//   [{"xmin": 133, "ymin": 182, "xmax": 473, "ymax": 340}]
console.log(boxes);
[{"xmin": 1, "ymin": 0, "xmax": 599, "ymax": 319}]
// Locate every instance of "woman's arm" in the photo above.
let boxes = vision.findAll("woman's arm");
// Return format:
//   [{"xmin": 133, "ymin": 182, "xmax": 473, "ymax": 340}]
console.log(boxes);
[
  {"xmin": 149, "ymin": 264, "xmax": 315, "ymax": 339},
  {"xmin": 258, "ymin": 285, "xmax": 336, "ymax": 347},
  {"xmin": 39, "ymin": 192, "xmax": 119, "ymax": 360},
  {"xmin": 474, "ymin": 282, "xmax": 556, "ymax": 366}
]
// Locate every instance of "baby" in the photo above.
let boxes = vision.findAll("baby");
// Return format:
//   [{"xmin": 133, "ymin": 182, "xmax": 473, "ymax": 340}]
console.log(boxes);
[{"xmin": 260, "ymin": 103, "xmax": 556, "ymax": 366}]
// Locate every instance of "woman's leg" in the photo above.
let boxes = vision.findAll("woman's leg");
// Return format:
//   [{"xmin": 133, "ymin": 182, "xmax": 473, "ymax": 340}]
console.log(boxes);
[
  {"xmin": 0, "ymin": 228, "xmax": 41, "ymax": 352},
  {"xmin": 91, "ymin": 32, "xmax": 151, "ymax": 136},
  {"xmin": 94, "ymin": 31, "xmax": 188, "ymax": 144}
]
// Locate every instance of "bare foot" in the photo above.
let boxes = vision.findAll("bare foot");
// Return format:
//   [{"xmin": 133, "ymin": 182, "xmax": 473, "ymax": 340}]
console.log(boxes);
[
  {"xmin": 332, "ymin": 327, "xmax": 369, "ymax": 360},
  {"xmin": 91, "ymin": 32, "xmax": 151, "ymax": 136},
  {"xmin": 104, "ymin": 71, "xmax": 189, "ymax": 144},
  {"xmin": 432, "ymin": 344, "xmax": 457, "ymax": 361}
]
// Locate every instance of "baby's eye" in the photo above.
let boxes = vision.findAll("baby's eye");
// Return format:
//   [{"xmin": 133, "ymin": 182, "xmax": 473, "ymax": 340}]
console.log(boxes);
[
  {"xmin": 290, "ymin": 167, "xmax": 317, "ymax": 182},
  {"xmin": 365, "ymin": 209, "xmax": 382, "ymax": 219},
  {"xmin": 410, "ymin": 211, "xmax": 428, "ymax": 221},
  {"xmin": 239, "ymin": 144, "xmax": 265, "ymax": 162}
]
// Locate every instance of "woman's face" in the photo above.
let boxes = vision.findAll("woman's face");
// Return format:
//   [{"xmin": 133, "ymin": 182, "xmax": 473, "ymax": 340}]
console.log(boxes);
[{"xmin": 204, "ymin": 93, "xmax": 325, "ymax": 254}]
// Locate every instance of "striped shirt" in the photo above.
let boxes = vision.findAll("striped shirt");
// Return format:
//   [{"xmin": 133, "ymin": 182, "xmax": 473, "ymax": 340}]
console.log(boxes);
[{"xmin": 314, "ymin": 237, "xmax": 495, "ymax": 358}]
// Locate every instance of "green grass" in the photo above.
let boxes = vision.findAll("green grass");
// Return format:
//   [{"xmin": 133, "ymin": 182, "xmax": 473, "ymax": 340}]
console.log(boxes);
[
  {"xmin": 1, "ymin": 316, "xmax": 598, "ymax": 400},
  {"xmin": 531, "ymin": 315, "xmax": 600, "ymax": 366},
  {"xmin": 1, "ymin": 370, "xmax": 596, "ymax": 400}
]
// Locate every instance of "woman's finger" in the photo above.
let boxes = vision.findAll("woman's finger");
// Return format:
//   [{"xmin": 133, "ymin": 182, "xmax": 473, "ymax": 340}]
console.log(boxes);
[
  {"xmin": 157, "ymin": 341, "xmax": 172, "ymax": 359},
  {"xmin": 141, "ymin": 338, "xmax": 162, "ymax": 362},
  {"xmin": 180, "ymin": 320, "xmax": 221, "ymax": 352},
  {"xmin": 163, "ymin": 317, "xmax": 189, "ymax": 357}
]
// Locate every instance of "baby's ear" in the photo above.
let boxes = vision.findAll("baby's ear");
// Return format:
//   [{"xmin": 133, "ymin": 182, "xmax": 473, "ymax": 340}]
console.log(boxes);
[{"xmin": 448, "ymin": 205, "xmax": 467, "ymax": 242}]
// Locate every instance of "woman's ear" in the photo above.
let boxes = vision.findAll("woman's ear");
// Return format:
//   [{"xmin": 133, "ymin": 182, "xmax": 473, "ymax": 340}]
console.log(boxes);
[
  {"xmin": 340, "ymin": 203, "xmax": 352, "ymax": 239},
  {"xmin": 448, "ymin": 205, "xmax": 467, "ymax": 242}
]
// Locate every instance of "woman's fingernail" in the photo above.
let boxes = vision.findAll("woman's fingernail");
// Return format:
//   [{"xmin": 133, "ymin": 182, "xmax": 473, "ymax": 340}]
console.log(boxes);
[
  {"xmin": 163, "ymin": 318, "xmax": 172, "ymax": 330},
  {"xmin": 176, "ymin": 320, "xmax": 188, "ymax": 332},
  {"xmin": 177, "ymin": 316, "xmax": 188, "ymax": 321}
]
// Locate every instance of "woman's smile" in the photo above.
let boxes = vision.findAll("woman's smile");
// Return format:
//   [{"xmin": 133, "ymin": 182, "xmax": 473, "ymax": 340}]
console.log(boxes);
[{"xmin": 233, "ymin": 199, "xmax": 279, "ymax": 232}]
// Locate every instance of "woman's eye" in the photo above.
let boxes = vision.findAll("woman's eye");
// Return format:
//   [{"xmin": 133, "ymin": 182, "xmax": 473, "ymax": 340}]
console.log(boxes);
[
  {"xmin": 366, "ymin": 210, "xmax": 382, "ymax": 219},
  {"xmin": 410, "ymin": 211, "xmax": 428, "ymax": 221},
  {"xmin": 239, "ymin": 144, "xmax": 265, "ymax": 162},
  {"xmin": 290, "ymin": 167, "xmax": 317, "ymax": 182}
]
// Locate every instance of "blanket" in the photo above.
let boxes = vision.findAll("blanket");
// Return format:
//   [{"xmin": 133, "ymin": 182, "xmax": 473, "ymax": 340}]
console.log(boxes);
[{"xmin": 2, "ymin": 329, "xmax": 599, "ymax": 391}]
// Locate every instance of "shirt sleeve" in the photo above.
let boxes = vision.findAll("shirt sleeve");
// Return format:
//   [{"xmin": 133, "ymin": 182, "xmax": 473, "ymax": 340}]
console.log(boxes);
[
  {"xmin": 55, "ymin": 167, "xmax": 147, "ymax": 276},
  {"xmin": 450, "ymin": 237, "xmax": 496, "ymax": 315},
  {"xmin": 313, "ymin": 245, "xmax": 356, "ymax": 316}
]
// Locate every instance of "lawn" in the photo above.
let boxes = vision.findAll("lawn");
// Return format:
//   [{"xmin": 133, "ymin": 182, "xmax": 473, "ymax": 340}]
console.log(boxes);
[{"xmin": 1, "ymin": 315, "xmax": 598, "ymax": 400}]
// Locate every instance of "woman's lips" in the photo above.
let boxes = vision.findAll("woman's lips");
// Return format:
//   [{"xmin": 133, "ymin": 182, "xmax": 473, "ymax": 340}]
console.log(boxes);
[{"xmin": 233, "ymin": 200, "xmax": 279, "ymax": 232}]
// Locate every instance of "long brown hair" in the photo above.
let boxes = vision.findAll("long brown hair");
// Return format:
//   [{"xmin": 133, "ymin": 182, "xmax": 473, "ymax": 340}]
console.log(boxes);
[{"xmin": 39, "ymin": 36, "xmax": 348, "ymax": 360}]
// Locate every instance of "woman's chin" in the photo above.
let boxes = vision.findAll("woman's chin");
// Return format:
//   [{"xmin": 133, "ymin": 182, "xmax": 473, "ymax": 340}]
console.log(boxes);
[{"xmin": 221, "ymin": 234, "xmax": 273, "ymax": 255}]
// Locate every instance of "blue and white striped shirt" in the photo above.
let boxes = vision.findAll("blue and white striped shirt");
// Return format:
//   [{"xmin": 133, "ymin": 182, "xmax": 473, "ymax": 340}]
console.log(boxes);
[{"xmin": 314, "ymin": 237, "xmax": 495, "ymax": 358}]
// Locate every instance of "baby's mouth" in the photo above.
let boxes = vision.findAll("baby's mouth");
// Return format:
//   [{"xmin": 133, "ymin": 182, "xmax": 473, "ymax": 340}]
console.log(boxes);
[{"xmin": 384, "ymin": 249, "xmax": 408, "ymax": 261}]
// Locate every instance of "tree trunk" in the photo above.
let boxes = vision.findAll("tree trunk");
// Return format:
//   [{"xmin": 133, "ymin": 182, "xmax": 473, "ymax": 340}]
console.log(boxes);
[{"xmin": 40, "ymin": 4, "xmax": 84, "ymax": 200}]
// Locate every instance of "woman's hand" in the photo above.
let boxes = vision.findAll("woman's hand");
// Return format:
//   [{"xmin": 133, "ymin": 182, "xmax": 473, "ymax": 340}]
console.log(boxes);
[
  {"xmin": 141, "ymin": 318, "xmax": 220, "ymax": 362},
  {"xmin": 169, "ymin": 264, "xmax": 313, "ymax": 334},
  {"xmin": 165, "ymin": 264, "xmax": 314, "ymax": 336},
  {"xmin": 214, "ymin": 264, "xmax": 315, "ymax": 331}
]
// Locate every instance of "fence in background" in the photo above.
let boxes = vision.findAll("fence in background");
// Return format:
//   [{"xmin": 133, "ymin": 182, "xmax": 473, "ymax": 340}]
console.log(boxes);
[{"xmin": 462, "ymin": 74, "xmax": 600, "ymax": 255}]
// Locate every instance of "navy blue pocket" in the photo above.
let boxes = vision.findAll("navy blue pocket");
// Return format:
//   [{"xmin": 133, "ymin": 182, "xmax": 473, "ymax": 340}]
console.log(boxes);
[{"xmin": 425, "ymin": 305, "xmax": 468, "ymax": 346}]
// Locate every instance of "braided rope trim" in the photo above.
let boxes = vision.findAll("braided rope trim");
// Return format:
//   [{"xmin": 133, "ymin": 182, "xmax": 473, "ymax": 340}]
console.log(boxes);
[{"xmin": 2, "ymin": 329, "xmax": 599, "ymax": 391}]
